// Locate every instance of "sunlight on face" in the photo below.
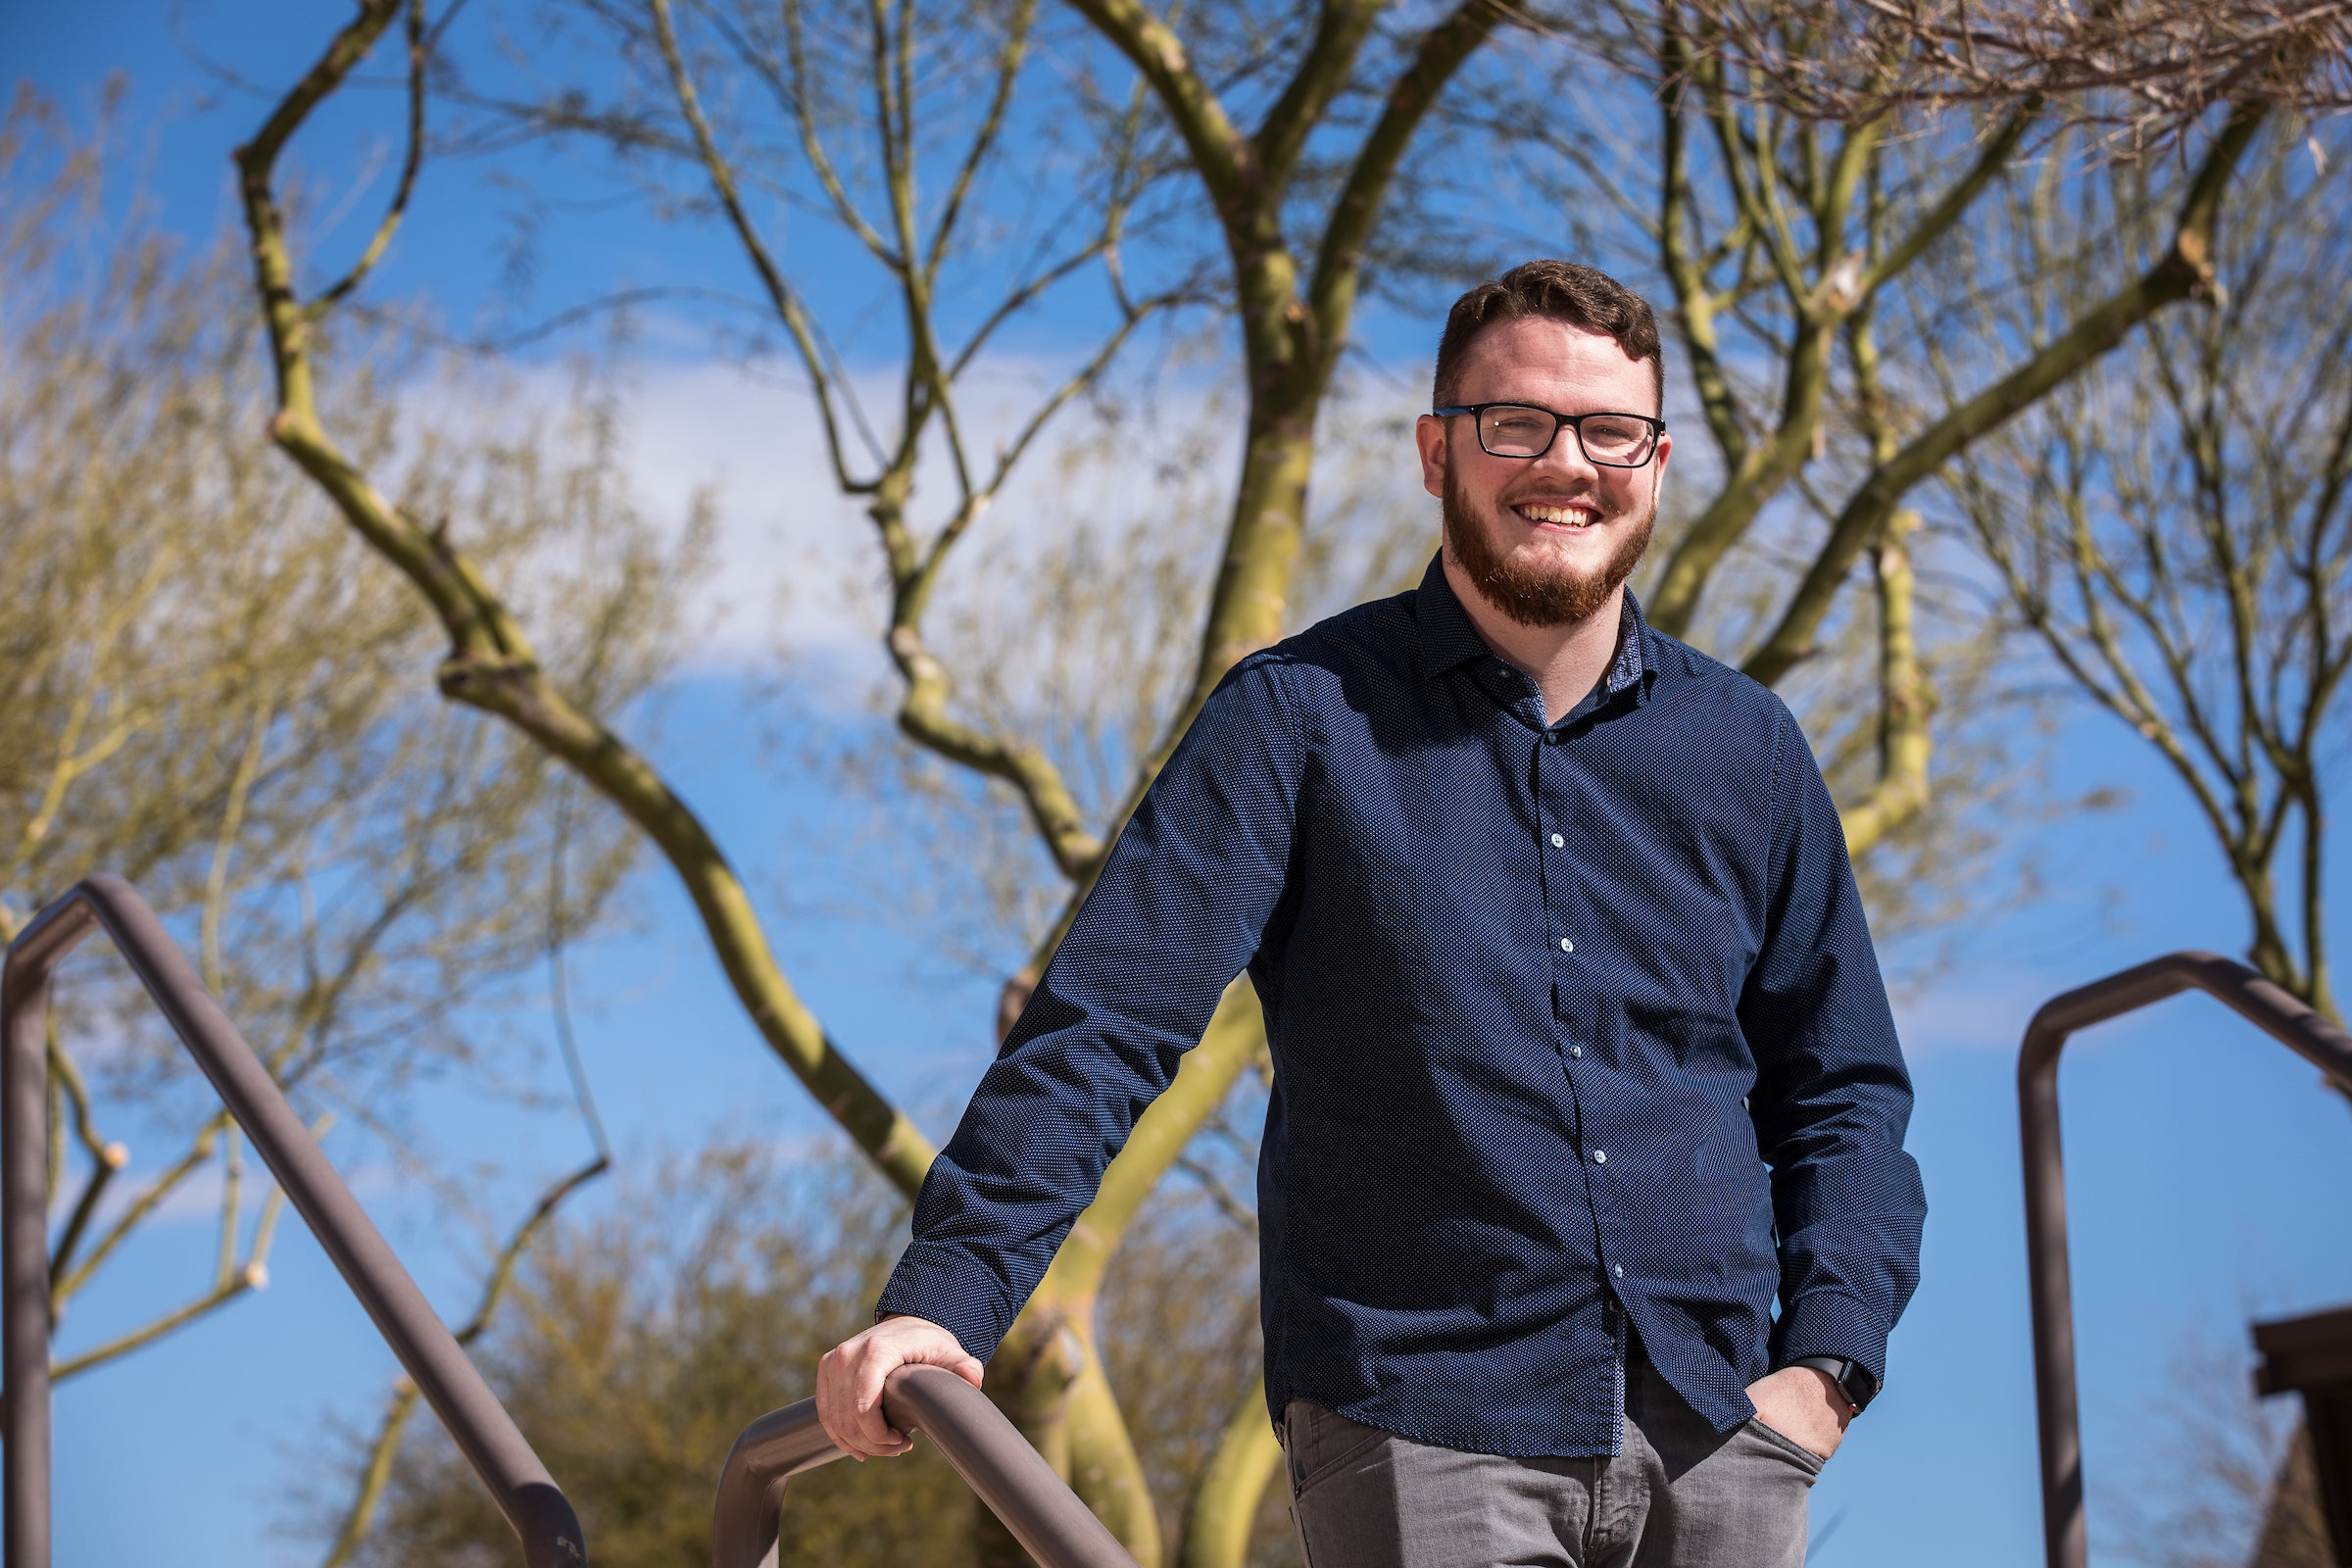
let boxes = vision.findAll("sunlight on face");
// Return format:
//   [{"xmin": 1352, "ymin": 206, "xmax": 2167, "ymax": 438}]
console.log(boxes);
[{"xmin": 1415, "ymin": 318, "xmax": 1671, "ymax": 627}]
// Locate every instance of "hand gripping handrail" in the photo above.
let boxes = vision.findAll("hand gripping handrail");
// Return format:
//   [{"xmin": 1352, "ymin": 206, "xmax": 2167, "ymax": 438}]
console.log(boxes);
[
  {"xmin": 711, "ymin": 1363, "xmax": 1144, "ymax": 1568},
  {"xmin": 2020, "ymin": 950, "xmax": 2352, "ymax": 1568},
  {"xmin": 2, "ymin": 875, "xmax": 587, "ymax": 1568}
]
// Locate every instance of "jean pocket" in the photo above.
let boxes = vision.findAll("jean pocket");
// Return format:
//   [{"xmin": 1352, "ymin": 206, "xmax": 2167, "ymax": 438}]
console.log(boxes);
[
  {"xmin": 1286, "ymin": 1401, "xmax": 1392, "ymax": 1497},
  {"xmin": 1741, "ymin": 1415, "xmax": 1828, "ymax": 1476}
]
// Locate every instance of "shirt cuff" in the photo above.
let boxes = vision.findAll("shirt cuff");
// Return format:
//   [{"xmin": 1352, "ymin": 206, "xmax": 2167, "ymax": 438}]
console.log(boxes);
[
  {"xmin": 873, "ymin": 1240, "xmax": 1018, "ymax": 1363},
  {"xmin": 1771, "ymin": 1289, "xmax": 1888, "ymax": 1384}
]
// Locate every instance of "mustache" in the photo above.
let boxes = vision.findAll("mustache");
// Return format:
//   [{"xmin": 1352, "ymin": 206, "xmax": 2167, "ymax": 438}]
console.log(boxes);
[{"xmin": 1499, "ymin": 490, "xmax": 1606, "ymax": 511}]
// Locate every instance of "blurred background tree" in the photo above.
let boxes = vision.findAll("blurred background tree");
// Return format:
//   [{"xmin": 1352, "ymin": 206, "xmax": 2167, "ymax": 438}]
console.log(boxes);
[
  {"xmin": 0, "ymin": 82, "xmax": 693, "ymax": 1464},
  {"xmin": 1958, "ymin": 122, "xmax": 2352, "ymax": 1028}
]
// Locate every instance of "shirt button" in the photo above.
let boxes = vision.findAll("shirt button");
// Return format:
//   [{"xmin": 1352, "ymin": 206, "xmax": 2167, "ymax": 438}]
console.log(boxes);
[
  {"xmin": 1549, "ymin": 833, "xmax": 1564, "ymax": 848},
  {"xmin": 1569, "ymin": 1045, "xmax": 1584, "ymax": 1058},
  {"xmin": 1613, "ymin": 1264, "xmax": 1625, "ymax": 1278},
  {"xmin": 1558, "ymin": 938, "xmax": 1574, "ymax": 952},
  {"xmin": 1592, "ymin": 1150, "xmax": 1607, "ymax": 1163}
]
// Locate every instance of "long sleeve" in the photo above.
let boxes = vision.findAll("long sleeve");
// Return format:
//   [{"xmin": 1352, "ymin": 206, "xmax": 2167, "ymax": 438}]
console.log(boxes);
[
  {"xmin": 874, "ymin": 655, "xmax": 1307, "ymax": 1360},
  {"xmin": 1741, "ymin": 704, "xmax": 1928, "ymax": 1385}
]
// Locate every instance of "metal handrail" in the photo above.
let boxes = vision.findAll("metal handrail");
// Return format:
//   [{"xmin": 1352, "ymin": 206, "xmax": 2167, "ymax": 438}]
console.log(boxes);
[
  {"xmin": 712, "ymin": 1363, "xmax": 1144, "ymax": 1568},
  {"xmin": 2, "ymin": 875, "xmax": 587, "ymax": 1568},
  {"xmin": 2020, "ymin": 950, "xmax": 2352, "ymax": 1568}
]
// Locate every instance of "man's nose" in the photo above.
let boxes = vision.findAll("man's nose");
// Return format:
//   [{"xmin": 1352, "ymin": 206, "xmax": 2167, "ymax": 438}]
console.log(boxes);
[{"xmin": 1533, "ymin": 425, "xmax": 1601, "ymax": 484}]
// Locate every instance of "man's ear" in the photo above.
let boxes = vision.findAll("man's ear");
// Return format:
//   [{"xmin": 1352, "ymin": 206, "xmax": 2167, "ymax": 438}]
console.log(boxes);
[
  {"xmin": 1415, "ymin": 414, "xmax": 1448, "ymax": 500},
  {"xmin": 1648, "ymin": 429, "xmax": 1672, "ymax": 506}
]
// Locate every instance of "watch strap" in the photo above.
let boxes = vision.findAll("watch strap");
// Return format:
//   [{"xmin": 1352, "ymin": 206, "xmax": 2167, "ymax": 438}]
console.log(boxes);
[{"xmin": 1788, "ymin": 1354, "xmax": 1878, "ymax": 1413}]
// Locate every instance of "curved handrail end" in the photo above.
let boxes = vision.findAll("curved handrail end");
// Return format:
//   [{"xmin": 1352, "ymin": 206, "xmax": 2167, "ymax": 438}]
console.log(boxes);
[{"xmin": 710, "ymin": 1367, "xmax": 1144, "ymax": 1568}]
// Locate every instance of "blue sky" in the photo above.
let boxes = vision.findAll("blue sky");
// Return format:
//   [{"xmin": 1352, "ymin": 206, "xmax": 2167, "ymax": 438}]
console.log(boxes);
[{"xmin": 11, "ymin": 4, "xmax": 2352, "ymax": 1566}]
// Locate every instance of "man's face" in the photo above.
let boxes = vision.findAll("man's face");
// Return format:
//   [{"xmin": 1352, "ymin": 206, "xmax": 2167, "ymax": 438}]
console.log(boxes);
[{"xmin": 1416, "ymin": 317, "xmax": 1672, "ymax": 628}]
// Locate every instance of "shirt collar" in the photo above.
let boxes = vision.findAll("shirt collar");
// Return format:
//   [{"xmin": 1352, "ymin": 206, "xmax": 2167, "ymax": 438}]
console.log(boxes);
[{"xmin": 1413, "ymin": 550, "xmax": 1656, "ymax": 702}]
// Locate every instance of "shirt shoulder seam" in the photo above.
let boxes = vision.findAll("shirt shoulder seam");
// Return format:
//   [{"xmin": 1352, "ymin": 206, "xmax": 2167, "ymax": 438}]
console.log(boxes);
[
  {"xmin": 1262, "ymin": 652, "xmax": 1311, "ymax": 824},
  {"xmin": 1768, "ymin": 700, "xmax": 1797, "ymax": 852}
]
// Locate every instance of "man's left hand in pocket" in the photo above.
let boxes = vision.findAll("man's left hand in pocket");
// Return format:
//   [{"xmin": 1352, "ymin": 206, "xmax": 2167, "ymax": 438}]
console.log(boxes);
[{"xmin": 1744, "ymin": 1365, "xmax": 1853, "ymax": 1461}]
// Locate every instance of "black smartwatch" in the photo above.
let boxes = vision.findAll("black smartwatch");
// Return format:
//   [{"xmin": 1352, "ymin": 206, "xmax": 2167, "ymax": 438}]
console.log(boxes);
[{"xmin": 1788, "ymin": 1354, "xmax": 1879, "ymax": 1414}]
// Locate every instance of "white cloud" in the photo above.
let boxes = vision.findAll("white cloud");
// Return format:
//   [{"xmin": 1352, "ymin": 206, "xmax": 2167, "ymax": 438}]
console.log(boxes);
[
  {"xmin": 1893, "ymin": 973, "xmax": 2059, "ymax": 1056},
  {"xmin": 579, "ymin": 348, "xmax": 1435, "ymax": 683}
]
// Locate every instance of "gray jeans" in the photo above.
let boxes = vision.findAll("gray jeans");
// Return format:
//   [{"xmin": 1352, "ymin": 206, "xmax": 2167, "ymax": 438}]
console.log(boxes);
[{"xmin": 1281, "ymin": 1355, "xmax": 1821, "ymax": 1568}]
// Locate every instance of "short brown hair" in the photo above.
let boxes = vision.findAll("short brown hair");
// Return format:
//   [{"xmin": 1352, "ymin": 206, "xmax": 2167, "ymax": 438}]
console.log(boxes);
[{"xmin": 1433, "ymin": 260, "xmax": 1664, "ymax": 414}]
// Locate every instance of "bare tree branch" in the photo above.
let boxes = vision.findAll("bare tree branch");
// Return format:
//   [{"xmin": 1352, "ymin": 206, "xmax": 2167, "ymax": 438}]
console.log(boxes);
[
  {"xmin": 234, "ymin": 2, "xmax": 938, "ymax": 1196},
  {"xmin": 1741, "ymin": 100, "xmax": 2268, "ymax": 686},
  {"xmin": 308, "ymin": 0, "xmax": 428, "ymax": 320},
  {"xmin": 1659, "ymin": 0, "xmax": 2350, "ymax": 144}
]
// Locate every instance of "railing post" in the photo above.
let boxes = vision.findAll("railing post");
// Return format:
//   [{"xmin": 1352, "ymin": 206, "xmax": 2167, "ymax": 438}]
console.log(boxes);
[
  {"xmin": 2019, "ymin": 1039, "xmax": 2082, "ymax": 1568},
  {"xmin": 0, "ymin": 897, "xmax": 87, "ymax": 1568}
]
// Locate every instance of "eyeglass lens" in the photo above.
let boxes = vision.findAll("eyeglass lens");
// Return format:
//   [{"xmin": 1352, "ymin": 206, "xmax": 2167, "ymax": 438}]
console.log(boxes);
[{"xmin": 1478, "ymin": 405, "xmax": 1656, "ymax": 466}]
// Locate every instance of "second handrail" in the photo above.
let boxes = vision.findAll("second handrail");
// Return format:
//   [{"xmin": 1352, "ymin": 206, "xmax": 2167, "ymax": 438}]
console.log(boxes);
[
  {"xmin": 2, "ymin": 875, "xmax": 586, "ymax": 1568},
  {"xmin": 2020, "ymin": 950, "xmax": 2352, "ymax": 1568},
  {"xmin": 712, "ymin": 1363, "xmax": 1144, "ymax": 1568}
]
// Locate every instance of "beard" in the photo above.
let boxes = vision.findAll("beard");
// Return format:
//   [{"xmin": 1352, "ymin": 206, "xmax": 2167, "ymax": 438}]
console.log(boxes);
[{"xmin": 1441, "ymin": 462, "xmax": 1656, "ymax": 629}]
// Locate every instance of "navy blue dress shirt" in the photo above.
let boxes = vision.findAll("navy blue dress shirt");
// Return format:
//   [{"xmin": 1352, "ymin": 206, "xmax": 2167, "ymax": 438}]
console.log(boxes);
[{"xmin": 877, "ymin": 553, "xmax": 1926, "ymax": 1457}]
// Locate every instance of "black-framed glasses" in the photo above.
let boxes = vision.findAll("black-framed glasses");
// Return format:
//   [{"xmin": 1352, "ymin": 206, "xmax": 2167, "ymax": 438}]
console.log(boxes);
[{"xmin": 1431, "ymin": 403, "xmax": 1666, "ymax": 467}]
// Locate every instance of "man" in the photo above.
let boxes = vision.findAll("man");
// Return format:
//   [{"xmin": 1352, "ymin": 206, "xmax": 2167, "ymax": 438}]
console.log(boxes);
[{"xmin": 817, "ymin": 260, "xmax": 1926, "ymax": 1567}]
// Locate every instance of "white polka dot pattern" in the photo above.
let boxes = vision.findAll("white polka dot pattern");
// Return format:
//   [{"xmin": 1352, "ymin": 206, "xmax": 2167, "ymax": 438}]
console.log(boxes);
[{"xmin": 877, "ymin": 554, "xmax": 1925, "ymax": 1459}]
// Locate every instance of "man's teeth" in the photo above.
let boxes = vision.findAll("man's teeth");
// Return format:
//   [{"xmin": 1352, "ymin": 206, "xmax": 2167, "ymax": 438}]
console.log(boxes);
[{"xmin": 1516, "ymin": 504, "xmax": 1594, "ymax": 525}]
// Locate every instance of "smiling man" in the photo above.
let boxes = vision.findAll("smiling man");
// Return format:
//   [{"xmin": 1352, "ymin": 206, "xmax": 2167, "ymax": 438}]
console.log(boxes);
[{"xmin": 818, "ymin": 261, "xmax": 1926, "ymax": 1568}]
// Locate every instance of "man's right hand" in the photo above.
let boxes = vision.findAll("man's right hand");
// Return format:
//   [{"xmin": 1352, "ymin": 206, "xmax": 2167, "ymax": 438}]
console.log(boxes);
[{"xmin": 815, "ymin": 1313, "xmax": 984, "ymax": 1460}]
